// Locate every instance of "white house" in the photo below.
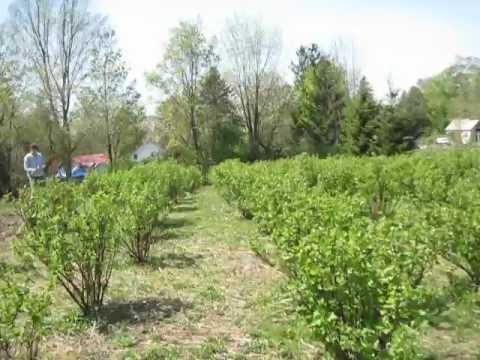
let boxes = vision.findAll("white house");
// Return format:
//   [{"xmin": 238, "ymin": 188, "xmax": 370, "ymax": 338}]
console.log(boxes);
[
  {"xmin": 445, "ymin": 119, "xmax": 480, "ymax": 145},
  {"xmin": 132, "ymin": 143, "xmax": 164, "ymax": 162}
]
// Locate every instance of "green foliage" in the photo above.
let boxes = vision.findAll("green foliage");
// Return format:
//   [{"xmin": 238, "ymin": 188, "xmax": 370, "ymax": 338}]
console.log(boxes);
[
  {"xmin": 362, "ymin": 86, "xmax": 429, "ymax": 156},
  {"xmin": 212, "ymin": 148, "xmax": 480, "ymax": 359},
  {"xmin": 292, "ymin": 55, "xmax": 347, "ymax": 153},
  {"xmin": 197, "ymin": 67, "xmax": 244, "ymax": 166},
  {"xmin": 434, "ymin": 174, "xmax": 480, "ymax": 287},
  {"xmin": 0, "ymin": 266, "xmax": 51, "ymax": 359},
  {"xmin": 340, "ymin": 77, "xmax": 379, "ymax": 155},
  {"xmin": 148, "ymin": 20, "xmax": 216, "ymax": 172},
  {"xmin": 291, "ymin": 43, "xmax": 324, "ymax": 86},
  {"xmin": 420, "ymin": 59, "xmax": 480, "ymax": 132},
  {"xmin": 18, "ymin": 183, "xmax": 124, "ymax": 316},
  {"xmin": 17, "ymin": 161, "xmax": 201, "ymax": 315},
  {"xmin": 113, "ymin": 161, "xmax": 201, "ymax": 262}
]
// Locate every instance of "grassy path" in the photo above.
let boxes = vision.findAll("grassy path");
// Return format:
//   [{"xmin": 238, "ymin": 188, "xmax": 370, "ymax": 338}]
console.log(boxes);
[{"xmin": 42, "ymin": 187, "xmax": 317, "ymax": 359}]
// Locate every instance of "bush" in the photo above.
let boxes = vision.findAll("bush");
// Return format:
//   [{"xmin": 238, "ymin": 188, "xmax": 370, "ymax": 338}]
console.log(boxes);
[
  {"xmin": 17, "ymin": 160, "xmax": 202, "ymax": 314},
  {"xmin": 118, "ymin": 172, "xmax": 170, "ymax": 263},
  {"xmin": 0, "ymin": 266, "xmax": 50, "ymax": 359},
  {"xmin": 18, "ymin": 184, "xmax": 124, "ymax": 316},
  {"xmin": 114, "ymin": 161, "xmax": 201, "ymax": 263},
  {"xmin": 212, "ymin": 149, "xmax": 480, "ymax": 358}
]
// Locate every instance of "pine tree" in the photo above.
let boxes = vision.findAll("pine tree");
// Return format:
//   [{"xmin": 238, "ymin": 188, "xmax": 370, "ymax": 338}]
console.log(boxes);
[
  {"xmin": 292, "ymin": 56, "xmax": 346, "ymax": 153},
  {"xmin": 371, "ymin": 86, "xmax": 429, "ymax": 155},
  {"xmin": 198, "ymin": 66, "xmax": 242, "ymax": 164},
  {"xmin": 340, "ymin": 77, "xmax": 379, "ymax": 155}
]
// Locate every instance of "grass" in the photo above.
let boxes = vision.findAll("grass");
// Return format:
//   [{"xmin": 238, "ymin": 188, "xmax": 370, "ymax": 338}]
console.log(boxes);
[
  {"xmin": 1, "ymin": 186, "xmax": 480, "ymax": 358},
  {"xmin": 0, "ymin": 196, "xmax": 15, "ymax": 212}
]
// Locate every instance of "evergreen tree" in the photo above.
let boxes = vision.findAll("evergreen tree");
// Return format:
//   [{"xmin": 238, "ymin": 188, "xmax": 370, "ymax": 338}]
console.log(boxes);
[
  {"xmin": 340, "ymin": 77, "xmax": 379, "ymax": 154},
  {"xmin": 371, "ymin": 86, "xmax": 429, "ymax": 155},
  {"xmin": 291, "ymin": 43, "xmax": 324, "ymax": 85},
  {"xmin": 198, "ymin": 67, "xmax": 243, "ymax": 164},
  {"xmin": 292, "ymin": 56, "xmax": 347, "ymax": 153},
  {"xmin": 397, "ymin": 86, "xmax": 430, "ymax": 138}
]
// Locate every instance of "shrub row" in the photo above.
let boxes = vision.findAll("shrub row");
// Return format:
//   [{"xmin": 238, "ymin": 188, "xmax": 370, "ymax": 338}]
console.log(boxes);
[
  {"xmin": 17, "ymin": 161, "xmax": 201, "ymax": 318},
  {"xmin": 212, "ymin": 149, "xmax": 480, "ymax": 359}
]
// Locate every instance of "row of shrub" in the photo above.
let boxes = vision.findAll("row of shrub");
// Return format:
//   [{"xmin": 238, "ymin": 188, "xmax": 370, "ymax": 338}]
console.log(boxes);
[
  {"xmin": 212, "ymin": 149, "xmax": 480, "ymax": 359},
  {"xmin": 0, "ymin": 161, "xmax": 201, "ymax": 359}
]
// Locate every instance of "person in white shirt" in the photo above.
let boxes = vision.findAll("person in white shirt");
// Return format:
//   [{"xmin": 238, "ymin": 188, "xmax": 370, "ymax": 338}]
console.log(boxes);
[{"xmin": 24, "ymin": 144, "xmax": 46, "ymax": 187}]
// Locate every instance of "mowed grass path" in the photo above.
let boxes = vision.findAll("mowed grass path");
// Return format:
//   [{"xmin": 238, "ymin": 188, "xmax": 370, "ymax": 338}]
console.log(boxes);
[
  {"xmin": 38, "ymin": 187, "xmax": 318, "ymax": 359},
  {"xmin": 1, "ymin": 187, "xmax": 480, "ymax": 359}
]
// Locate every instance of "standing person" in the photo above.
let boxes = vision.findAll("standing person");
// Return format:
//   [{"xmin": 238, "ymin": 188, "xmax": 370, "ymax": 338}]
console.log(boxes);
[{"xmin": 24, "ymin": 144, "xmax": 46, "ymax": 189}]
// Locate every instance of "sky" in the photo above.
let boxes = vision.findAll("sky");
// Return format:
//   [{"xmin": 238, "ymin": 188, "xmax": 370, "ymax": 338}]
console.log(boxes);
[{"xmin": 0, "ymin": 0, "xmax": 479, "ymax": 114}]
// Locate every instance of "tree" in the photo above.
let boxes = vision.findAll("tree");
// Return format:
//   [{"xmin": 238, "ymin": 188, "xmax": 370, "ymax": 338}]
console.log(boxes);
[
  {"xmin": 81, "ymin": 28, "xmax": 139, "ymax": 169},
  {"xmin": 109, "ymin": 88, "xmax": 145, "ymax": 162},
  {"xmin": 9, "ymin": 0, "xmax": 103, "ymax": 176},
  {"xmin": 292, "ymin": 54, "xmax": 347, "ymax": 153},
  {"xmin": 148, "ymin": 19, "xmax": 216, "ymax": 171},
  {"xmin": 197, "ymin": 66, "xmax": 243, "ymax": 164},
  {"xmin": 0, "ymin": 26, "xmax": 30, "ymax": 195},
  {"xmin": 419, "ymin": 57, "xmax": 480, "ymax": 133},
  {"xmin": 397, "ymin": 86, "xmax": 429, "ymax": 138},
  {"xmin": 0, "ymin": 61, "xmax": 16, "ymax": 195},
  {"xmin": 330, "ymin": 38, "xmax": 361, "ymax": 97},
  {"xmin": 341, "ymin": 77, "xmax": 379, "ymax": 155},
  {"xmin": 291, "ymin": 43, "xmax": 324, "ymax": 86},
  {"xmin": 453, "ymin": 71, "xmax": 480, "ymax": 118},
  {"xmin": 156, "ymin": 67, "xmax": 242, "ymax": 171},
  {"xmin": 223, "ymin": 15, "xmax": 282, "ymax": 160},
  {"xmin": 75, "ymin": 82, "xmax": 145, "ymax": 162},
  {"xmin": 369, "ymin": 86, "xmax": 428, "ymax": 155},
  {"xmin": 420, "ymin": 74, "xmax": 457, "ymax": 132},
  {"xmin": 256, "ymin": 78, "xmax": 294, "ymax": 158}
]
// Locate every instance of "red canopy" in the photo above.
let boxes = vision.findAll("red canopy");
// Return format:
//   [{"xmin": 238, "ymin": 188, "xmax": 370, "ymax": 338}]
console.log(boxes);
[{"xmin": 72, "ymin": 153, "xmax": 109, "ymax": 168}]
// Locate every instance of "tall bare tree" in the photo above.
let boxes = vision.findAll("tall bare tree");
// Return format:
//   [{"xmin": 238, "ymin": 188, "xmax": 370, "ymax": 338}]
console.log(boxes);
[
  {"xmin": 223, "ymin": 15, "xmax": 282, "ymax": 160},
  {"xmin": 9, "ymin": 0, "xmax": 103, "ymax": 175},
  {"xmin": 81, "ymin": 28, "xmax": 130, "ymax": 169},
  {"xmin": 330, "ymin": 38, "xmax": 362, "ymax": 97}
]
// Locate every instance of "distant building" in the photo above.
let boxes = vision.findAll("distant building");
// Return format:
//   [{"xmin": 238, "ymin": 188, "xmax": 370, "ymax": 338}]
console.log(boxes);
[
  {"xmin": 54, "ymin": 153, "xmax": 109, "ymax": 181},
  {"xmin": 132, "ymin": 143, "xmax": 164, "ymax": 162},
  {"xmin": 445, "ymin": 119, "xmax": 480, "ymax": 145},
  {"xmin": 73, "ymin": 153, "xmax": 110, "ymax": 168}
]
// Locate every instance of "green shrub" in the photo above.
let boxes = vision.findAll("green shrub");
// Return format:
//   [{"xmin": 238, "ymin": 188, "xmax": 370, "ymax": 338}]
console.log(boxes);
[
  {"xmin": 0, "ymin": 266, "xmax": 50, "ymax": 359},
  {"xmin": 18, "ymin": 184, "xmax": 124, "ymax": 316},
  {"xmin": 120, "ymin": 176, "xmax": 170, "ymax": 263},
  {"xmin": 212, "ymin": 149, "xmax": 480, "ymax": 358},
  {"xmin": 17, "ymin": 160, "xmax": 202, "ymax": 314},
  {"xmin": 116, "ymin": 161, "xmax": 201, "ymax": 263}
]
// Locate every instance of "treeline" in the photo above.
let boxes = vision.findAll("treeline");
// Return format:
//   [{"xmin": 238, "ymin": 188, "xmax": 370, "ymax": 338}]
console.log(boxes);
[
  {"xmin": 2, "ymin": 0, "xmax": 480, "ymax": 195},
  {"xmin": 0, "ymin": 0, "xmax": 147, "ymax": 196},
  {"xmin": 150, "ymin": 20, "xmax": 480, "ymax": 170},
  {"xmin": 150, "ymin": 20, "xmax": 429, "ymax": 169}
]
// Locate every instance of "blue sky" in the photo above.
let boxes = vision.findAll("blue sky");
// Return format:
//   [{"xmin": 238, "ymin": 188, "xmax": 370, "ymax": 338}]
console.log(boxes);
[{"xmin": 1, "ymin": 0, "xmax": 479, "ymax": 112}]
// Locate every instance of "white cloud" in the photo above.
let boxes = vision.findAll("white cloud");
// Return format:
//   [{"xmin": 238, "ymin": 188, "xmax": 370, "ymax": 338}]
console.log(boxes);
[{"xmin": 93, "ymin": 0, "xmax": 472, "ymax": 113}]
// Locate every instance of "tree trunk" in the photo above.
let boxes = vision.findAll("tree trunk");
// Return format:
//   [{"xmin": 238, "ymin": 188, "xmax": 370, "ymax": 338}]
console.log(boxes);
[
  {"xmin": 63, "ymin": 127, "xmax": 73, "ymax": 178},
  {"xmin": 106, "ymin": 114, "xmax": 114, "ymax": 171},
  {"xmin": 248, "ymin": 133, "xmax": 259, "ymax": 161},
  {"xmin": 190, "ymin": 104, "xmax": 200, "ymax": 153}
]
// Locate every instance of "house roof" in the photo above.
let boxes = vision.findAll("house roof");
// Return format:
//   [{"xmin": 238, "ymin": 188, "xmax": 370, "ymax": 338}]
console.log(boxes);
[
  {"xmin": 73, "ymin": 153, "xmax": 109, "ymax": 168},
  {"xmin": 446, "ymin": 119, "xmax": 480, "ymax": 131}
]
